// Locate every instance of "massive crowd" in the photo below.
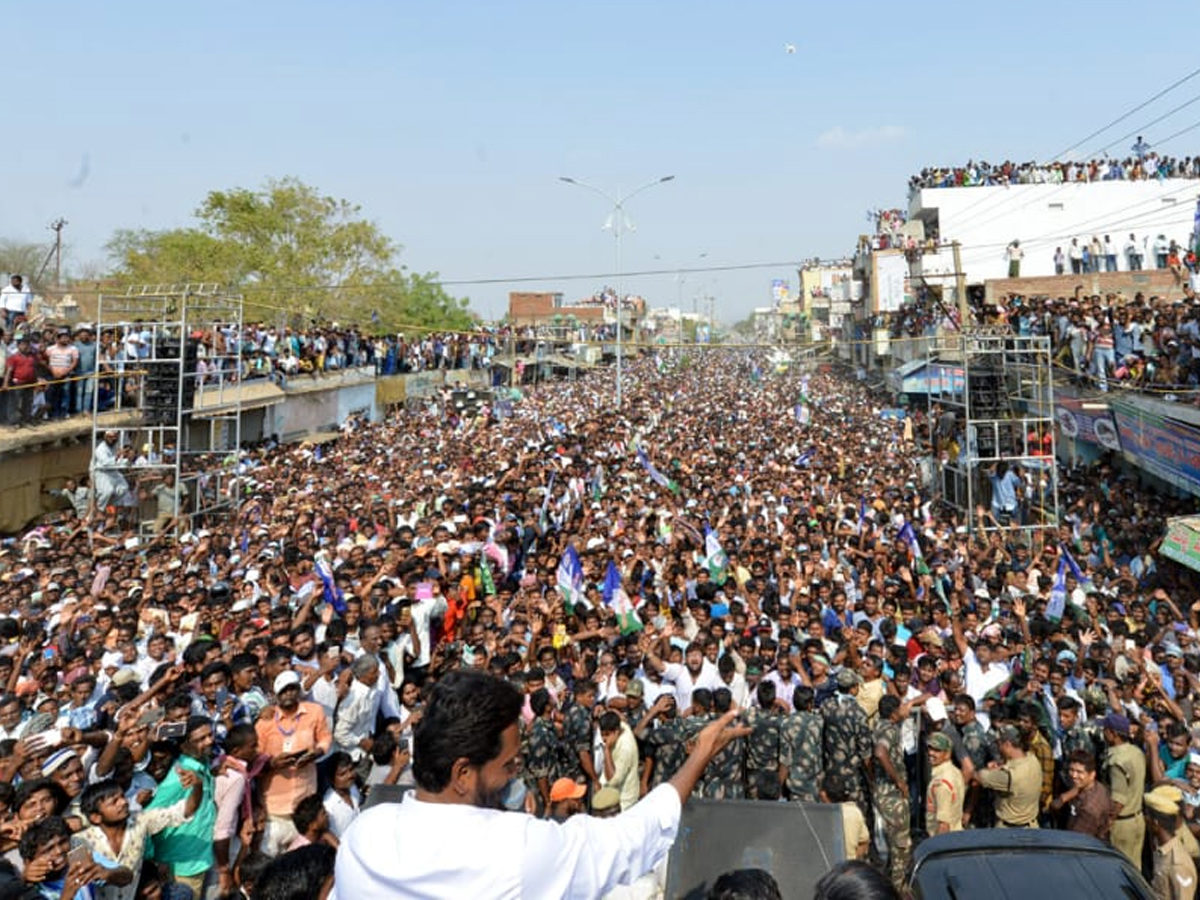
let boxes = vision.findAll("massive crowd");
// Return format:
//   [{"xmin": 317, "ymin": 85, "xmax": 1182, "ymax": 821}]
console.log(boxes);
[
  {"xmin": 909, "ymin": 148, "xmax": 1200, "ymax": 192},
  {"xmin": 0, "ymin": 346, "xmax": 1197, "ymax": 899}
]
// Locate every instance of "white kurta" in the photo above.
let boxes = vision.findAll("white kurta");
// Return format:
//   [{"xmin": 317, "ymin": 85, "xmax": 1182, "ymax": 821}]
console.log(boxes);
[{"xmin": 334, "ymin": 783, "xmax": 681, "ymax": 900}]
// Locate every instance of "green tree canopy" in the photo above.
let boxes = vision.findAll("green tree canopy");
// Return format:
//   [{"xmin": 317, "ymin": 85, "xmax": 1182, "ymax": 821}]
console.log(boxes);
[{"xmin": 106, "ymin": 177, "xmax": 472, "ymax": 331}]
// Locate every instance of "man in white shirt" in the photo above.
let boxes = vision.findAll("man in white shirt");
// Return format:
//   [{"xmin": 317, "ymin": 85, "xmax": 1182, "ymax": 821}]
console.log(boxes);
[
  {"xmin": 334, "ymin": 670, "xmax": 744, "ymax": 900},
  {"xmin": 641, "ymin": 638, "xmax": 721, "ymax": 713},
  {"xmin": 1, "ymin": 275, "xmax": 31, "ymax": 331},
  {"xmin": 333, "ymin": 656, "xmax": 384, "ymax": 762},
  {"xmin": 952, "ymin": 616, "xmax": 1010, "ymax": 727}
]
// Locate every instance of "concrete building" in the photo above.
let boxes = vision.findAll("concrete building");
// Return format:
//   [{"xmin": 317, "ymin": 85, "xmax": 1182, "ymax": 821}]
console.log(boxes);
[{"xmin": 908, "ymin": 179, "xmax": 1200, "ymax": 285}]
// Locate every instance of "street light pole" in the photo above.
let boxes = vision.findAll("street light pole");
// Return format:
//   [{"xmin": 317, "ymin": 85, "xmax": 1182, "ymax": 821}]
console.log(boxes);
[{"xmin": 559, "ymin": 175, "xmax": 674, "ymax": 408}]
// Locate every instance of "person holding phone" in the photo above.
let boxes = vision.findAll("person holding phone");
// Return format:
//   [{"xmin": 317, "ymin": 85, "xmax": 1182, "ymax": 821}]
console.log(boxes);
[
  {"xmin": 19, "ymin": 816, "xmax": 108, "ymax": 900},
  {"xmin": 73, "ymin": 771, "xmax": 204, "ymax": 900},
  {"xmin": 254, "ymin": 672, "xmax": 332, "ymax": 857}
]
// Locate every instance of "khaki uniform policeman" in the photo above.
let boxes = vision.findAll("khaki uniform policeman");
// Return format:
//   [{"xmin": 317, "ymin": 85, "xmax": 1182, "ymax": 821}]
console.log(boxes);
[
  {"xmin": 1103, "ymin": 713, "xmax": 1146, "ymax": 867},
  {"xmin": 974, "ymin": 725, "xmax": 1042, "ymax": 828},
  {"xmin": 1145, "ymin": 785, "xmax": 1197, "ymax": 900},
  {"xmin": 925, "ymin": 731, "xmax": 965, "ymax": 835}
]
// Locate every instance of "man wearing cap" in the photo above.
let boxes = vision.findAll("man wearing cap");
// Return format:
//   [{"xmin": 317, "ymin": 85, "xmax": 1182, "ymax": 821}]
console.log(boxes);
[
  {"xmin": 967, "ymin": 724, "xmax": 1042, "ymax": 828},
  {"xmin": 547, "ymin": 777, "xmax": 586, "ymax": 823},
  {"xmin": 255, "ymin": 670, "xmax": 332, "ymax": 856},
  {"xmin": 925, "ymin": 731, "xmax": 965, "ymax": 835},
  {"xmin": 820, "ymin": 669, "xmax": 872, "ymax": 811},
  {"xmin": 1146, "ymin": 784, "xmax": 1198, "ymax": 900},
  {"xmin": 1103, "ymin": 712, "xmax": 1146, "ymax": 866}
]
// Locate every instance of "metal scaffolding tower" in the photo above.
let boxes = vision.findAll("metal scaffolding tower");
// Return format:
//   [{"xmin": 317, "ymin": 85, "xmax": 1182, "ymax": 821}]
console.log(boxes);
[
  {"xmin": 928, "ymin": 331, "xmax": 1059, "ymax": 538},
  {"xmin": 91, "ymin": 284, "xmax": 244, "ymax": 537}
]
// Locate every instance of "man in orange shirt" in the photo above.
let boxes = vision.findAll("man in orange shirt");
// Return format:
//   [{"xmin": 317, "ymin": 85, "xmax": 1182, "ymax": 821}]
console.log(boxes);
[{"xmin": 255, "ymin": 670, "xmax": 332, "ymax": 857}]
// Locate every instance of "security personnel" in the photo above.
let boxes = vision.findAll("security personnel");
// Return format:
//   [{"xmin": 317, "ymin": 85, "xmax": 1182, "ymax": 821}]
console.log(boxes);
[
  {"xmin": 873, "ymin": 695, "xmax": 912, "ymax": 889},
  {"xmin": 1103, "ymin": 713, "xmax": 1146, "ymax": 867},
  {"xmin": 970, "ymin": 724, "xmax": 1041, "ymax": 828},
  {"xmin": 1145, "ymin": 785, "xmax": 1197, "ymax": 900},
  {"xmin": 925, "ymin": 731, "xmax": 965, "ymax": 835}
]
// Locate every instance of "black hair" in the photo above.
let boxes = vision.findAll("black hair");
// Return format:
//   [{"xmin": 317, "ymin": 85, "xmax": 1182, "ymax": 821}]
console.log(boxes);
[
  {"xmin": 713, "ymin": 688, "xmax": 733, "ymax": 714},
  {"xmin": 878, "ymin": 695, "xmax": 901, "ymax": 720},
  {"xmin": 290, "ymin": 793, "xmax": 326, "ymax": 834},
  {"xmin": 18, "ymin": 815, "xmax": 70, "ymax": 862},
  {"xmin": 812, "ymin": 860, "xmax": 900, "ymax": 900},
  {"xmin": 597, "ymin": 711, "xmax": 621, "ymax": 733},
  {"xmin": 792, "ymin": 686, "xmax": 815, "ymax": 711},
  {"xmin": 237, "ymin": 851, "xmax": 272, "ymax": 890},
  {"xmin": 13, "ymin": 779, "xmax": 68, "ymax": 817},
  {"xmin": 756, "ymin": 680, "xmax": 776, "ymax": 709},
  {"xmin": 254, "ymin": 843, "xmax": 337, "ymax": 900},
  {"xmin": 229, "ymin": 653, "xmax": 259, "ymax": 675},
  {"xmin": 529, "ymin": 687, "xmax": 552, "ymax": 718},
  {"xmin": 225, "ymin": 723, "xmax": 258, "ymax": 754},
  {"xmin": 80, "ymin": 779, "xmax": 125, "ymax": 820},
  {"xmin": 411, "ymin": 670, "xmax": 523, "ymax": 793},
  {"xmin": 692, "ymin": 688, "xmax": 713, "ymax": 712},
  {"xmin": 200, "ymin": 661, "xmax": 232, "ymax": 683},
  {"xmin": 708, "ymin": 867, "xmax": 783, "ymax": 900}
]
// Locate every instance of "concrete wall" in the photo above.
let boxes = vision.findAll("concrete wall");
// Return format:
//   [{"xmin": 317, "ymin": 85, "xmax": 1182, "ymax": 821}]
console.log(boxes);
[
  {"xmin": 912, "ymin": 180, "xmax": 1200, "ymax": 284},
  {"xmin": 983, "ymin": 269, "xmax": 1181, "ymax": 304}
]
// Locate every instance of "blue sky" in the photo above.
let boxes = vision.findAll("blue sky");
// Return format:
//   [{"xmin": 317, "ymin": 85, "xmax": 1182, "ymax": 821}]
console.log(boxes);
[{"xmin": 6, "ymin": 1, "xmax": 1194, "ymax": 321}]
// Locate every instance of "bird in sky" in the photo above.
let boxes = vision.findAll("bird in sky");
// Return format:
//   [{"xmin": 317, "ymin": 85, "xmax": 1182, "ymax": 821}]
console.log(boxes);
[{"xmin": 784, "ymin": 43, "xmax": 796, "ymax": 54}]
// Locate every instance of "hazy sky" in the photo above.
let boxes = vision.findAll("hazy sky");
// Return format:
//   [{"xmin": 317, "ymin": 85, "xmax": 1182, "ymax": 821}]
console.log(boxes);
[{"xmin": 7, "ymin": 1, "xmax": 1197, "ymax": 322}]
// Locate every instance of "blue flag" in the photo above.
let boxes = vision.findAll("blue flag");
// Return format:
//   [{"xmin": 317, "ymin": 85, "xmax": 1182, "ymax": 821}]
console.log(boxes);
[
  {"xmin": 314, "ymin": 552, "xmax": 347, "ymax": 615},
  {"xmin": 556, "ymin": 545, "xmax": 585, "ymax": 611},
  {"xmin": 602, "ymin": 560, "xmax": 622, "ymax": 605},
  {"xmin": 1047, "ymin": 557, "xmax": 1068, "ymax": 622},
  {"xmin": 857, "ymin": 497, "xmax": 867, "ymax": 535},
  {"xmin": 1059, "ymin": 544, "xmax": 1089, "ymax": 584},
  {"xmin": 636, "ymin": 446, "xmax": 679, "ymax": 494},
  {"xmin": 898, "ymin": 521, "xmax": 923, "ymax": 560}
]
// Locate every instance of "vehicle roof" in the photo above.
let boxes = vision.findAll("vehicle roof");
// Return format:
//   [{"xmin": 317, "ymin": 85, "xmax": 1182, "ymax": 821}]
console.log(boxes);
[
  {"xmin": 911, "ymin": 831, "xmax": 1154, "ymax": 900},
  {"xmin": 913, "ymin": 828, "xmax": 1122, "ymax": 863}
]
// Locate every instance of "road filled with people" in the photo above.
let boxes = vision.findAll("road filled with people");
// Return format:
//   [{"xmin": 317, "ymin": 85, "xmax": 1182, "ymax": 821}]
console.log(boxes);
[{"xmin": 0, "ymin": 349, "xmax": 1197, "ymax": 899}]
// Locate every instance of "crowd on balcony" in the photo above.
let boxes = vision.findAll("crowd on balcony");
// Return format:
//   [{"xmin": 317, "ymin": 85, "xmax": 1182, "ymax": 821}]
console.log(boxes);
[{"xmin": 909, "ymin": 147, "xmax": 1200, "ymax": 193}]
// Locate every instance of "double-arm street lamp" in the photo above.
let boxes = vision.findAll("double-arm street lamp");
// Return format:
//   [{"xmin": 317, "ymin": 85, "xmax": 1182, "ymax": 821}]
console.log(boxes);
[{"xmin": 558, "ymin": 175, "xmax": 675, "ymax": 408}]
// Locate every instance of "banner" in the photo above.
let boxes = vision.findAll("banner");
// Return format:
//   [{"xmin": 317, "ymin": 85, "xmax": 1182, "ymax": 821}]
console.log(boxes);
[
  {"xmin": 1055, "ymin": 399, "xmax": 1120, "ymax": 450},
  {"xmin": 1110, "ymin": 400, "xmax": 1200, "ymax": 496}
]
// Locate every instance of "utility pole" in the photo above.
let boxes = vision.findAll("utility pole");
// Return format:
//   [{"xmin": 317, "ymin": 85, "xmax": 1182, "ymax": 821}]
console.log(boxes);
[
  {"xmin": 952, "ymin": 240, "xmax": 968, "ymax": 330},
  {"xmin": 48, "ymin": 218, "xmax": 67, "ymax": 288}
]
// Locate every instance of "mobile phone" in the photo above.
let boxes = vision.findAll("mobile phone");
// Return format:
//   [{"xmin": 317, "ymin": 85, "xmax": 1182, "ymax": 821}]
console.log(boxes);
[
  {"xmin": 67, "ymin": 845, "xmax": 92, "ymax": 870},
  {"xmin": 156, "ymin": 721, "xmax": 188, "ymax": 741}
]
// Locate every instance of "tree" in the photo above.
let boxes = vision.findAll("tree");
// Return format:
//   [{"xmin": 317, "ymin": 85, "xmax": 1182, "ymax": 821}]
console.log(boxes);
[
  {"xmin": 0, "ymin": 239, "xmax": 53, "ymax": 287},
  {"xmin": 106, "ymin": 177, "xmax": 471, "ymax": 330}
]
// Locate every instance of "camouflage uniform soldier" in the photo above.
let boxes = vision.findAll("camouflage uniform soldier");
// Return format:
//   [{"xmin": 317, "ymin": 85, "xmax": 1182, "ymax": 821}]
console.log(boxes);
[
  {"xmin": 744, "ymin": 681, "xmax": 783, "ymax": 800},
  {"xmin": 780, "ymin": 686, "xmax": 825, "ymax": 802},
  {"xmin": 821, "ymin": 669, "xmax": 872, "ymax": 806},
  {"xmin": 524, "ymin": 688, "xmax": 565, "ymax": 814},
  {"xmin": 560, "ymin": 681, "xmax": 598, "ymax": 784},
  {"xmin": 635, "ymin": 695, "xmax": 688, "ymax": 788},
  {"xmin": 874, "ymin": 695, "xmax": 912, "ymax": 890},
  {"xmin": 702, "ymin": 688, "xmax": 744, "ymax": 799}
]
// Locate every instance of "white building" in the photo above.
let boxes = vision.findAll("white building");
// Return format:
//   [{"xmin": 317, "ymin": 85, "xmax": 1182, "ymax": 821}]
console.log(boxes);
[{"xmin": 908, "ymin": 179, "xmax": 1200, "ymax": 283}]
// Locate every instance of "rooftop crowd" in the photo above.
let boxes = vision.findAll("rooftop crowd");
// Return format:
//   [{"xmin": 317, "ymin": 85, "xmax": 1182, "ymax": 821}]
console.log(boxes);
[
  {"xmin": 0, "ymin": 345, "xmax": 1197, "ymax": 898},
  {"xmin": 909, "ymin": 147, "xmax": 1200, "ymax": 193}
]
